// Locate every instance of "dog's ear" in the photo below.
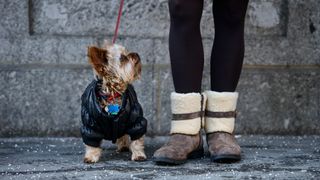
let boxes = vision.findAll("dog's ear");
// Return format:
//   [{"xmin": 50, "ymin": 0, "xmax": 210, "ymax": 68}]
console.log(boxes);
[
  {"xmin": 88, "ymin": 46, "xmax": 108, "ymax": 65},
  {"xmin": 127, "ymin": 52, "xmax": 142, "ymax": 79},
  {"xmin": 87, "ymin": 46, "xmax": 108, "ymax": 75},
  {"xmin": 127, "ymin": 52, "xmax": 141, "ymax": 64}
]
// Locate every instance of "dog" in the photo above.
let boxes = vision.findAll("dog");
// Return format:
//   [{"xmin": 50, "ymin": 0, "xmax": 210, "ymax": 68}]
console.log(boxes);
[{"xmin": 80, "ymin": 41, "xmax": 147, "ymax": 163}]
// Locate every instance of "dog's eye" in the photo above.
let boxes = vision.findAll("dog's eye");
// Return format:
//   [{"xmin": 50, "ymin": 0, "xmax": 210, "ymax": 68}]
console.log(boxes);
[{"xmin": 120, "ymin": 55, "xmax": 128, "ymax": 63}]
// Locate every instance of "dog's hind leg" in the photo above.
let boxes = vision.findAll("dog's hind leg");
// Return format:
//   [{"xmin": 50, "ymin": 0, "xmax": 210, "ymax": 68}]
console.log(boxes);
[
  {"xmin": 130, "ymin": 136, "xmax": 147, "ymax": 161},
  {"xmin": 116, "ymin": 134, "xmax": 130, "ymax": 152},
  {"xmin": 84, "ymin": 144, "xmax": 102, "ymax": 163}
]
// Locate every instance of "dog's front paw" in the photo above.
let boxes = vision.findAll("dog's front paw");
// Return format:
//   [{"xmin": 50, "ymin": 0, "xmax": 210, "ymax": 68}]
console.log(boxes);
[
  {"xmin": 84, "ymin": 145, "xmax": 102, "ymax": 164},
  {"xmin": 84, "ymin": 156, "xmax": 99, "ymax": 164},
  {"xmin": 130, "ymin": 137, "xmax": 146, "ymax": 161},
  {"xmin": 131, "ymin": 151, "xmax": 147, "ymax": 161}
]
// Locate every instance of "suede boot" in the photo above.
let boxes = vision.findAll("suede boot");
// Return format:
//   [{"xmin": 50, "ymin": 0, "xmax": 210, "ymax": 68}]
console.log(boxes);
[
  {"xmin": 204, "ymin": 91, "xmax": 241, "ymax": 163},
  {"xmin": 153, "ymin": 92, "xmax": 206, "ymax": 165}
]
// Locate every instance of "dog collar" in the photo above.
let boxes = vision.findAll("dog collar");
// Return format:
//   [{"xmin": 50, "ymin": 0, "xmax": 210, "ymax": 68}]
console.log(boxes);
[
  {"xmin": 107, "ymin": 92, "xmax": 121, "ymax": 102},
  {"xmin": 97, "ymin": 90, "xmax": 121, "ymax": 102}
]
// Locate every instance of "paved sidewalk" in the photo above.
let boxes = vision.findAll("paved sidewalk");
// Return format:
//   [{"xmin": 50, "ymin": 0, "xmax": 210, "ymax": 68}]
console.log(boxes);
[{"xmin": 0, "ymin": 135, "xmax": 319, "ymax": 179}]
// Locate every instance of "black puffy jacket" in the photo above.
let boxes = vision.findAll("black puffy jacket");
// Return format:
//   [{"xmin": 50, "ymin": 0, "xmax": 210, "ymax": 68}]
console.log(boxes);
[{"xmin": 80, "ymin": 80, "xmax": 147, "ymax": 147}]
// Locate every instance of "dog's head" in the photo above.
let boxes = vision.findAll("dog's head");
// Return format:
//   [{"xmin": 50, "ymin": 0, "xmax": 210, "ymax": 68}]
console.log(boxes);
[{"xmin": 87, "ymin": 43, "xmax": 142, "ymax": 91}]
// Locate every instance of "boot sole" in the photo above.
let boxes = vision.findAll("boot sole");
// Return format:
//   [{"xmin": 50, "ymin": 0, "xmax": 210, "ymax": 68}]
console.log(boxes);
[
  {"xmin": 211, "ymin": 154, "xmax": 241, "ymax": 163},
  {"xmin": 153, "ymin": 147, "xmax": 204, "ymax": 165}
]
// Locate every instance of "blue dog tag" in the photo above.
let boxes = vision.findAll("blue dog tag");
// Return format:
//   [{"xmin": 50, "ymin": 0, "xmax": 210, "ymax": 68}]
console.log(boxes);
[{"xmin": 107, "ymin": 104, "xmax": 120, "ymax": 115}]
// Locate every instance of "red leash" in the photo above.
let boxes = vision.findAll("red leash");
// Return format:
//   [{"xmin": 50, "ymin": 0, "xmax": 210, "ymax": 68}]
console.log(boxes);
[{"xmin": 112, "ymin": 0, "xmax": 125, "ymax": 44}]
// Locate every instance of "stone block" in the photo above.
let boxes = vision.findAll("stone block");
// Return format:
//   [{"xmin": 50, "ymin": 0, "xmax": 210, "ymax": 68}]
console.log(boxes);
[
  {"xmin": 245, "ymin": 0, "xmax": 287, "ymax": 37},
  {"xmin": 0, "ymin": 36, "xmax": 156, "ymax": 65},
  {"xmin": 30, "ymin": 0, "xmax": 288, "ymax": 38},
  {"xmin": 245, "ymin": 35, "xmax": 319, "ymax": 65},
  {"xmin": 0, "ymin": 0, "xmax": 29, "ymax": 38},
  {"xmin": 120, "ymin": 0, "xmax": 169, "ymax": 37},
  {"xmin": 201, "ymin": 0, "xmax": 287, "ymax": 38},
  {"xmin": 31, "ymin": 0, "xmax": 170, "ymax": 37},
  {"xmin": 0, "ymin": 36, "xmax": 97, "ymax": 64},
  {"xmin": 236, "ymin": 68, "xmax": 320, "ymax": 135},
  {"xmin": 244, "ymin": 37, "xmax": 291, "ymax": 65},
  {"xmin": 286, "ymin": 0, "xmax": 320, "ymax": 65},
  {"xmin": 0, "ymin": 68, "xmax": 92, "ymax": 136},
  {"xmin": 207, "ymin": 36, "xmax": 319, "ymax": 66},
  {"xmin": 287, "ymin": 0, "xmax": 319, "ymax": 38},
  {"xmin": 31, "ymin": 0, "xmax": 116, "ymax": 36},
  {"xmin": 308, "ymin": 1, "xmax": 320, "ymax": 47}
]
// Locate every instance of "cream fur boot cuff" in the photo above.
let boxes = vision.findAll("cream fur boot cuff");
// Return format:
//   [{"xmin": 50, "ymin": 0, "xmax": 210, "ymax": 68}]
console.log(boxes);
[
  {"xmin": 204, "ymin": 91, "xmax": 238, "ymax": 134},
  {"xmin": 170, "ymin": 92, "xmax": 206, "ymax": 135}
]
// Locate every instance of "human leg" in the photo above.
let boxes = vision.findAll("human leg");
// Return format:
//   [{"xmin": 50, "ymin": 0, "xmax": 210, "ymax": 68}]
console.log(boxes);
[
  {"xmin": 205, "ymin": 0, "xmax": 249, "ymax": 163},
  {"xmin": 211, "ymin": 0, "xmax": 249, "ymax": 92},
  {"xmin": 169, "ymin": 0, "xmax": 204, "ymax": 93},
  {"xmin": 153, "ymin": 0, "xmax": 205, "ymax": 165}
]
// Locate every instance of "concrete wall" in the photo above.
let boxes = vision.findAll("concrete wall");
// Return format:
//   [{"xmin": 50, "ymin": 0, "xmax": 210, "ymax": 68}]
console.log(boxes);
[{"xmin": 0, "ymin": 0, "xmax": 319, "ymax": 137}]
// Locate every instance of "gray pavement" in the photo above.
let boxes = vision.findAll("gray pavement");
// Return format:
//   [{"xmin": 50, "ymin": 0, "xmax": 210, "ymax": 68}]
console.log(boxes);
[{"xmin": 0, "ymin": 135, "xmax": 319, "ymax": 179}]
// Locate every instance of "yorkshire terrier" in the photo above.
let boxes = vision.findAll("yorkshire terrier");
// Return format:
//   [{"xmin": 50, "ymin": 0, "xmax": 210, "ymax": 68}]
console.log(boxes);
[{"xmin": 81, "ymin": 41, "xmax": 147, "ymax": 163}]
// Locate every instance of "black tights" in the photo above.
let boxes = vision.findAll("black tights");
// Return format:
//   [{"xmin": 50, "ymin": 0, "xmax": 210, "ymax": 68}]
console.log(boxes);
[{"xmin": 169, "ymin": 0, "xmax": 249, "ymax": 93}]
